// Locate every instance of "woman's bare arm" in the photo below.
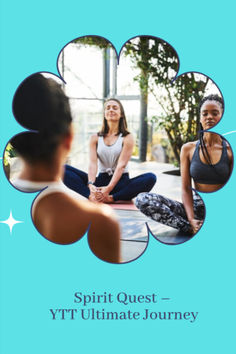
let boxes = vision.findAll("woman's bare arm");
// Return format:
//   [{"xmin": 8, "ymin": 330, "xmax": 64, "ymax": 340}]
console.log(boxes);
[
  {"xmin": 107, "ymin": 134, "xmax": 134, "ymax": 191},
  {"xmin": 87, "ymin": 135, "xmax": 99, "ymax": 200},
  {"xmin": 180, "ymin": 143, "xmax": 203, "ymax": 233},
  {"xmin": 88, "ymin": 134, "xmax": 98, "ymax": 183},
  {"xmin": 227, "ymin": 142, "xmax": 233, "ymax": 174}
]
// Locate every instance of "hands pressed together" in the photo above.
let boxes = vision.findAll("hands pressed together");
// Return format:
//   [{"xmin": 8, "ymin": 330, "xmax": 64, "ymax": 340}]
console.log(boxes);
[{"xmin": 88, "ymin": 185, "xmax": 114, "ymax": 203}]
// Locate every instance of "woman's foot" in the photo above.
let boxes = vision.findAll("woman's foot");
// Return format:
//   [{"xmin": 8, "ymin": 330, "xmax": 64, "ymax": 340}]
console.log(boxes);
[
  {"xmin": 103, "ymin": 195, "xmax": 114, "ymax": 203},
  {"xmin": 89, "ymin": 194, "xmax": 100, "ymax": 203}
]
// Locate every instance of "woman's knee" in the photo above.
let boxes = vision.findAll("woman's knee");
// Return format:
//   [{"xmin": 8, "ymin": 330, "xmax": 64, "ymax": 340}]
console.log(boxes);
[
  {"xmin": 145, "ymin": 173, "xmax": 157, "ymax": 190},
  {"xmin": 135, "ymin": 192, "xmax": 163, "ymax": 219},
  {"xmin": 135, "ymin": 192, "xmax": 147, "ymax": 208},
  {"xmin": 135, "ymin": 192, "xmax": 157, "ymax": 208}
]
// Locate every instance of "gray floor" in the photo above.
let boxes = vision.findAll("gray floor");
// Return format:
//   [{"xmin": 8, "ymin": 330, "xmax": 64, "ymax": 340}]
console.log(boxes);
[
  {"xmin": 10, "ymin": 157, "xmax": 193, "ymax": 263},
  {"xmin": 116, "ymin": 208, "xmax": 193, "ymax": 263}
]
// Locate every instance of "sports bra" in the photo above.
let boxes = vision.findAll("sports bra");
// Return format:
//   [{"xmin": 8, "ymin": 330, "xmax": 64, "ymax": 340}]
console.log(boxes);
[
  {"xmin": 97, "ymin": 134, "xmax": 129, "ymax": 175},
  {"xmin": 190, "ymin": 139, "xmax": 230, "ymax": 185}
]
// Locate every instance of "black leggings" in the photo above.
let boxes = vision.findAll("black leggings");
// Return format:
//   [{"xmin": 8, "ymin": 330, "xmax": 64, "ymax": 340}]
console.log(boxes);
[
  {"xmin": 64, "ymin": 165, "xmax": 157, "ymax": 201},
  {"xmin": 135, "ymin": 192, "xmax": 205, "ymax": 233}
]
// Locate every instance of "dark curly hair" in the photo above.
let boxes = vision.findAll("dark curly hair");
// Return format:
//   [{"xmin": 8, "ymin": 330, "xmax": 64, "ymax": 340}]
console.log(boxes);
[{"xmin": 10, "ymin": 73, "xmax": 72, "ymax": 164}]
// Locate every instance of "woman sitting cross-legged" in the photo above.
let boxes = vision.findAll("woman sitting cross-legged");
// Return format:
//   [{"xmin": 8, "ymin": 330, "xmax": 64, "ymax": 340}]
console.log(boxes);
[{"xmin": 64, "ymin": 98, "xmax": 157, "ymax": 203}]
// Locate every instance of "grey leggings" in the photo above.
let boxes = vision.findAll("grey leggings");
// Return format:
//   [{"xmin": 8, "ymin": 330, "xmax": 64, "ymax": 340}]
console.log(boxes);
[{"xmin": 135, "ymin": 192, "xmax": 205, "ymax": 233}]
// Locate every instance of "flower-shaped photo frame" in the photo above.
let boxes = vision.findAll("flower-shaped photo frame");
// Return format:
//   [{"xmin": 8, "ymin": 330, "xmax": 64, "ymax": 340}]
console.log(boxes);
[{"xmin": 4, "ymin": 35, "xmax": 233, "ymax": 264}]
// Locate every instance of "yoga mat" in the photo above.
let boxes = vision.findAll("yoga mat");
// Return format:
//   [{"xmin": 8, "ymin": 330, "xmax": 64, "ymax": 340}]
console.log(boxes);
[
  {"xmin": 110, "ymin": 201, "xmax": 138, "ymax": 210},
  {"xmin": 114, "ymin": 208, "xmax": 193, "ymax": 245},
  {"xmin": 114, "ymin": 209, "xmax": 149, "ymax": 241}
]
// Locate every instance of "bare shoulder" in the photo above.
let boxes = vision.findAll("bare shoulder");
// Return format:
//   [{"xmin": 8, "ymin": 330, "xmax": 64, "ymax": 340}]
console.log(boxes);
[
  {"xmin": 33, "ymin": 192, "xmax": 120, "ymax": 262},
  {"xmin": 90, "ymin": 134, "xmax": 98, "ymax": 144},
  {"xmin": 33, "ymin": 192, "xmax": 89, "ymax": 243},
  {"xmin": 180, "ymin": 141, "xmax": 198, "ymax": 164},
  {"xmin": 225, "ymin": 140, "xmax": 233, "ymax": 161},
  {"xmin": 123, "ymin": 133, "xmax": 134, "ymax": 145},
  {"xmin": 181, "ymin": 141, "xmax": 197, "ymax": 155},
  {"xmin": 225, "ymin": 139, "xmax": 232, "ymax": 149},
  {"xmin": 182, "ymin": 141, "xmax": 197, "ymax": 150},
  {"xmin": 33, "ymin": 192, "xmax": 118, "ymax": 244}
]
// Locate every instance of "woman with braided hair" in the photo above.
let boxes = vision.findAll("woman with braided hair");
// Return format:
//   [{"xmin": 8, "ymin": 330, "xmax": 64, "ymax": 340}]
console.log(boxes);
[{"xmin": 135, "ymin": 94, "xmax": 233, "ymax": 235}]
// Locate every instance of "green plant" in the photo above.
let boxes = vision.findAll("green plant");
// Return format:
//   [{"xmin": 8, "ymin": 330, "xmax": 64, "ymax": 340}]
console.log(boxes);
[{"xmin": 3, "ymin": 143, "xmax": 16, "ymax": 166}]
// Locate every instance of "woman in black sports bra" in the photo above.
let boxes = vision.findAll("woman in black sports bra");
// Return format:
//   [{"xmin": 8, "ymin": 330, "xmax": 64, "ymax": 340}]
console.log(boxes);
[{"xmin": 135, "ymin": 94, "xmax": 233, "ymax": 235}]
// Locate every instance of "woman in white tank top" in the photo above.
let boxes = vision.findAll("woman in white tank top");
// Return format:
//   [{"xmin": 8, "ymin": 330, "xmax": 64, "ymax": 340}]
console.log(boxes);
[{"xmin": 64, "ymin": 99, "xmax": 157, "ymax": 203}]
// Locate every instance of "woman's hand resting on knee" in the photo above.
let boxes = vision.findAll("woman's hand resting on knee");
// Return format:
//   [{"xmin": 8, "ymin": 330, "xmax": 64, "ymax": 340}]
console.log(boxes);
[{"xmin": 189, "ymin": 218, "xmax": 203, "ymax": 234}]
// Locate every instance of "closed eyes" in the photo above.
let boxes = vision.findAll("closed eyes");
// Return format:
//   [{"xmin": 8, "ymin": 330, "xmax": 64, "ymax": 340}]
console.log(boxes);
[{"xmin": 202, "ymin": 111, "xmax": 220, "ymax": 117}]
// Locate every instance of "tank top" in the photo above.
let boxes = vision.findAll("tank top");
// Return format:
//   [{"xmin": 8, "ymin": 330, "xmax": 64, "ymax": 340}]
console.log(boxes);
[
  {"xmin": 189, "ymin": 139, "xmax": 230, "ymax": 184},
  {"xmin": 11, "ymin": 178, "xmax": 86, "ymax": 217},
  {"xmin": 97, "ymin": 134, "xmax": 129, "ymax": 175}
]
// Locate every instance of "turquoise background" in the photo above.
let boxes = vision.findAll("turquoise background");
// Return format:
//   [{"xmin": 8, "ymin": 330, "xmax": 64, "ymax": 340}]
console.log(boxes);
[{"xmin": 0, "ymin": 0, "xmax": 235, "ymax": 353}]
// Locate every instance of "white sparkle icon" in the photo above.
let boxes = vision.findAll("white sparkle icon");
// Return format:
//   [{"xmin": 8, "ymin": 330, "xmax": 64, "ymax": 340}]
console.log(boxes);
[{"xmin": 0, "ymin": 210, "xmax": 23, "ymax": 234}]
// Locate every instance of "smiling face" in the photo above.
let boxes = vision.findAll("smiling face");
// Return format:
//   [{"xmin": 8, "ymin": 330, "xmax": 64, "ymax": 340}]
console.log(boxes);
[
  {"xmin": 104, "ymin": 100, "xmax": 122, "ymax": 122},
  {"xmin": 200, "ymin": 100, "xmax": 223, "ymax": 129}
]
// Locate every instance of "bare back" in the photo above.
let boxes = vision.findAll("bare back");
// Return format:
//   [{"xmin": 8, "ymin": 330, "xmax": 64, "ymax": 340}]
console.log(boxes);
[{"xmin": 33, "ymin": 192, "xmax": 121, "ymax": 263}]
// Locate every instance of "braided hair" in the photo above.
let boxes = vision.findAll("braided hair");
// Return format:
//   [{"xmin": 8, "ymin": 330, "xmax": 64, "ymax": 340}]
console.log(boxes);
[
  {"xmin": 198, "ymin": 94, "xmax": 224, "ymax": 114},
  {"xmin": 199, "ymin": 94, "xmax": 224, "ymax": 165}
]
